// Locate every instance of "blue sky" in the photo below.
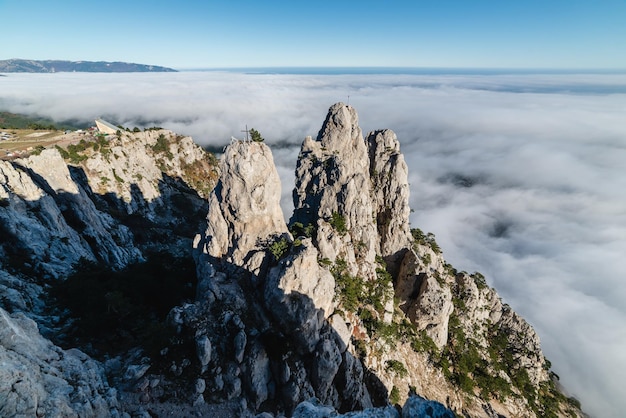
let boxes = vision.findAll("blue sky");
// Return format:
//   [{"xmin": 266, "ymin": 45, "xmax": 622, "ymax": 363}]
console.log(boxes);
[{"xmin": 1, "ymin": 0, "xmax": 625, "ymax": 69}]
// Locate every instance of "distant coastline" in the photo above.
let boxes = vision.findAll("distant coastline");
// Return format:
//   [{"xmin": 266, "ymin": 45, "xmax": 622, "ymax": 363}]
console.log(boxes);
[{"xmin": 0, "ymin": 59, "xmax": 176, "ymax": 73}]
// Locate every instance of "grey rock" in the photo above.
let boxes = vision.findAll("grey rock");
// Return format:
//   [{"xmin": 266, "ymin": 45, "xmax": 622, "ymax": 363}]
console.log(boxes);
[
  {"xmin": 329, "ymin": 313, "xmax": 351, "ymax": 353},
  {"xmin": 242, "ymin": 341, "xmax": 271, "ymax": 409},
  {"xmin": 401, "ymin": 395, "xmax": 455, "ymax": 418},
  {"xmin": 292, "ymin": 398, "xmax": 337, "ymax": 418},
  {"xmin": 292, "ymin": 398, "xmax": 399, "ymax": 418},
  {"xmin": 196, "ymin": 140, "xmax": 288, "ymax": 268},
  {"xmin": 336, "ymin": 352, "xmax": 373, "ymax": 411},
  {"xmin": 291, "ymin": 103, "xmax": 379, "ymax": 281},
  {"xmin": 312, "ymin": 337, "xmax": 343, "ymax": 405},
  {"xmin": 234, "ymin": 329, "xmax": 247, "ymax": 364},
  {"xmin": 195, "ymin": 378, "xmax": 206, "ymax": 394},
  {"xmin": 196, "ymin": 335, "xmax": 212, "ymax": 372},
  {"xmin": 366, "ymin": 129, "xmax": 412, "ymax": 264},
  {"xmin": 0, "ymin": 308, "xmax": 118, "ymax": 417},
  {"xmin": 265, "ymin": 240, "xmax": 336, "ymax": 353},
  {"xmin": 124, "ymin": 364, "xmax": 151, "ymax": 381}
]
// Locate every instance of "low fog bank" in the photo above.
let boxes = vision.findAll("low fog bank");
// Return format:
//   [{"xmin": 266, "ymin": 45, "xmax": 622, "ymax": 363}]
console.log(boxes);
[{"xmin": 2, "ymin": 71, "xmax": 626, "ymax": 417}]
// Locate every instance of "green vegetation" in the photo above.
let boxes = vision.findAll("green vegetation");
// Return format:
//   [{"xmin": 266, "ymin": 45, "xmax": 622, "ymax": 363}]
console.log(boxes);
[
  {"xmin": 112, "ymin": 169, "xmax": 124, "ymax": 183},
  {"xmin": 268, "ymin": 236, "xmax": 291, "ymax": 262},
  {"xmin": 331, "ymin": 258, "xmax": 364, "ymax": 312},
  {"xmin": 55, "ymin": 138, "xmax": 109, "ymax": 164},
  {"xmin": 289, "ymin": 221, "xmax": 316, "ymax": 238},
  {"xmin": 152, "ymin": 133, "xmax": 173, "ymax": 160},
  {"xmin": 0, "ymin": 111, "xmax": 82, "ymax": 131},
  {"xmin": 329, "ymin": 211, "xmax": 347, "ymax": 234},
  {"xmin": 331, "ymin": 256, "xmax": 393, "ymax": 315},
  {"xmin": 470, "ymin": 271, "xmax": 488, "ymax": 290},
  {"xmin": 389, "ymin": 386, "xmax": 401, "ymax": 405},
  {"xmin": 249, "ymin": 128, "xmax": 264, "ymax": 142},
  {"xmin": 411, "ymin": 227, "xmax": 441, "ymax": 254},
  {"xmin": 180, "ymin": 154, "xmax": 220, "ymax": 198},
  {"xmin": 30, "ymin": 145, "xmax": 46, "ymax": 156},
  {"xmin": 385, "ymin": 359, "xmax": 408, "ymax": 377}
]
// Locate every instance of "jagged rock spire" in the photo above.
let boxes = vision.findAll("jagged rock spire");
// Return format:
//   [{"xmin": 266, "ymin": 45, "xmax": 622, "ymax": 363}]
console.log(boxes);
[
  {"xmin": 366, "ymin": 129, "xmax": 412, "ymax": 262},
  {"xmin": 291, "ymin": 103, "xmax": 379, "ymax": 279},
  {"xmin": 195, "ymin": 140, "xmax": 288, "ymax": 273}
]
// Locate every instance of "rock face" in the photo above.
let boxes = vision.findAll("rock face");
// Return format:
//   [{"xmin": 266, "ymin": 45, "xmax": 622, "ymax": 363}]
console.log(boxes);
[
  {"xmin": 366, "ymin": 129, "xmax": 412, "ymax": 261},
  {"xmin": 0, "ymin": 308, "xmax": 119, "ymax": 417},
  {"xmin": 196, "ymin": 140, "xmax": 288, "ymax": 271},
  {"xmin": 0, "ymin": 128, "xmax": 218, "ymax": 417},
  {"xmin": 169, "ymin": 103, "xmax": 581, "ymax": 417},
  {"xmin": 292, "ymin": 103, "xmax": 379, "ymax": 280},
  {"xmin": 183, "ymin": 139, "xmax": 375, "ymax": 414},
  {"xmin": 264, "ymin": 239, "xmax": 336, "ymax": 353},
  {"xmin": 0, "ymin": 148, "xmax": 141, "ymax": 281},
  {"xmin": 0, "ymin": 107, "xmax": 583, "ymax": 418},
  {"xmin": 290, "ymin": 395, "xmax": 455, "ymax": 418}
]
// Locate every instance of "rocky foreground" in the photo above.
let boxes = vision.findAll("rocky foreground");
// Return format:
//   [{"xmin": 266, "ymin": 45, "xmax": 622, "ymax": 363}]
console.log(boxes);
[{"xmin": 0, "ymin": 104, "xmax": 583, "ymax": 417}]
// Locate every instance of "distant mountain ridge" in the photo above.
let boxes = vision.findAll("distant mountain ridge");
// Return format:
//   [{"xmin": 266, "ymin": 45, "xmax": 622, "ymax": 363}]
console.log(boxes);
[{"xmin": 0, "ymin": 58, "xmax": 177, "ymax": 73}]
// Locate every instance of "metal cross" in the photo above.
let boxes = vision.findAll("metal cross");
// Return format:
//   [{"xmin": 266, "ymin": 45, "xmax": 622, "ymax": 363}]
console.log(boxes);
[{"xmin": 241, "ymin": 125, "xmax": 250, "ymax": 141}]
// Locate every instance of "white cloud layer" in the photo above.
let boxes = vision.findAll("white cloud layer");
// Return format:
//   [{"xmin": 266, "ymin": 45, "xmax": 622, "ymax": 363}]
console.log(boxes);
[{"xmin": 2, "ymin": 71, "xmax": 626, "ymax": 417}]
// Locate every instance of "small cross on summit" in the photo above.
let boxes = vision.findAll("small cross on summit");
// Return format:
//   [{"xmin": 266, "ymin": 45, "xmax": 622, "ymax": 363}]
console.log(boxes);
[{"xmin": 241, "ymin": 125, "xmax": 250, "ymax": 141}]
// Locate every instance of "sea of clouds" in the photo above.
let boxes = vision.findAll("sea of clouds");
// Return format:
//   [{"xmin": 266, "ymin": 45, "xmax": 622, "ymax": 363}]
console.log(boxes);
[{"xmin": 2, "ymin": 71, "xmax": 625, "ymax": 416}]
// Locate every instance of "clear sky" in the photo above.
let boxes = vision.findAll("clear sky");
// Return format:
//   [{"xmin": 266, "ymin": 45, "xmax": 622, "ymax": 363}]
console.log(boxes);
[{"xmin": 1, "ymin": 0, "xmax": 625, "ymax": 69}]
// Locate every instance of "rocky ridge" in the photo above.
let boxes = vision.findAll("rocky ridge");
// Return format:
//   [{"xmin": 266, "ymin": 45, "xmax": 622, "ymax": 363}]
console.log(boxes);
[
  {"xmin": 161, "ymin": 103, "xmax": 582, "ymax": 417},
  {"xmin": 0, "ymin": 105, "xmax": 584, "ymax": 417},
  {"xmin": 0, "ymin": 128, "xmax": 218, "ymax": 416}
]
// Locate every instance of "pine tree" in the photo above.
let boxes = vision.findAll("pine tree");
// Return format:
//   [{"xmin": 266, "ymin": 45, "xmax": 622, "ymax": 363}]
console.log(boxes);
[{"xmin": 249, "ymin": 128, "xmax": 264, "ymax": 142}]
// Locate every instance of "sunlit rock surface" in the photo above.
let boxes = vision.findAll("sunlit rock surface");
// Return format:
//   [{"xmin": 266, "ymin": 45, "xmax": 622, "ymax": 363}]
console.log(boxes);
[{"xmin": 0, "ymin": 109, "xmax": 583, "ymax": 418}]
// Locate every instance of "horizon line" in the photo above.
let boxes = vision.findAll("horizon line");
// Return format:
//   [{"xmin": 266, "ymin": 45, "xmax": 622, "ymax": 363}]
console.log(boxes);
[{"xmin": 174, "ymin": 66, "xmax": 626, "ymax": 74}]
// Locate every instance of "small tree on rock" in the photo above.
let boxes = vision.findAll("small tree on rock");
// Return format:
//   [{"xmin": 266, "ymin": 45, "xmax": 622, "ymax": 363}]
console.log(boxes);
[{"xmin": 249, "ymin": 128, "xmax": 264, "ymax": 142}]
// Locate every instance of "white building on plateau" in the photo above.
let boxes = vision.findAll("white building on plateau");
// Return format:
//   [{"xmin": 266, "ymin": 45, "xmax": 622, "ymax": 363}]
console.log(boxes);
[{"xmin": 95, "ymin": 118, "xmax": 118, "ymax": 135}]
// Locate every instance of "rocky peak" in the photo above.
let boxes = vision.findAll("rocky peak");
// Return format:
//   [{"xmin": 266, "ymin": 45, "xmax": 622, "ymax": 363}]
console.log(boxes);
[
  {"xmin": 317, "ymin": 103, "xmax": 368, "ymax": 162},
  {"xmin": 292, "ymin": 103, "xmax": 379, "ymax": 280},
  {"xmin": 195, "ymin": 140, "xmax": 288, "ymax": 273}
]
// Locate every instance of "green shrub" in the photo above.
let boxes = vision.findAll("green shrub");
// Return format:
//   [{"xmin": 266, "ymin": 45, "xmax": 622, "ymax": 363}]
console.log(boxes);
[
  {"xmin": 389, "ymin": 386, "xmax": 401, "ymax": 405},
  {"xmin": 55, "ymin": 145, "xmax": 70, "ymax": 159},
  {"xmin": 354, "ymin": 339, "xmax": 368, "ymax": 360},
  {"xmin": 471, "ymin": 271, "xmax": 488, "ymax": 290},
  {"xmin": 249, "ymin": 128, "xmax": 264, "ymax": 142},
  {"xmin": 269, "ymin": 236, "xmax": 290, "ymax": 261},
  {"xmin": 411, "ymin": 330, "xmax": 438, "ymax": 354},
  {"xmin": 112, "ymin": 169, "xmax": 124, "ymax": 183},
  {"xmin": 290, "ymin": 221, "xmax": 316, "ymax": 238},
  {"xmin": 385, "ymin": 360, "xmax": 408, "ymax": 378},
  {"xmin": 318, "ymin": 257, "xmax": 332, "ymax": 267},
  {"xmin": 411, "ymin": 227, "xmax": 442, "ymax": 254},
  {"xmin": 30, "ymin": 145, "xmax": 46, "ymax": 156},
  {"xmin": 329, "ymin": 211, "xmax": 347, "ymax": 234},
  {"xmin": 152, "ymin": 133, "xmax": 173, "ymax": 159}
]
